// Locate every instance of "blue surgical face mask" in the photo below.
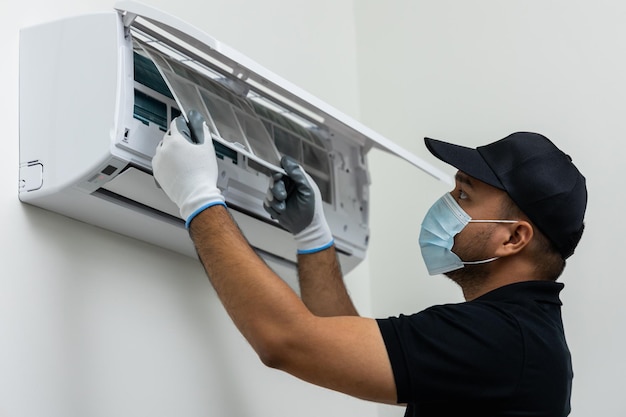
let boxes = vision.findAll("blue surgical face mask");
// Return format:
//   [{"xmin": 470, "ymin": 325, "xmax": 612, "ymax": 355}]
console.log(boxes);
[{"xmin": 418, "ymin": 193, "xmax": 518, "ymax": 276}]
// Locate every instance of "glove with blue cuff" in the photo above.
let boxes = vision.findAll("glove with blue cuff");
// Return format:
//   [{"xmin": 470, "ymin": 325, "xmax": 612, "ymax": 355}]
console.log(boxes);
[
  {"xmin": 152, "ymin": 110, "xmax": 225, "ymax": 228},
  {"xmin": 264, "ymin": 156, "xmax": 333, "ymax": 254}
]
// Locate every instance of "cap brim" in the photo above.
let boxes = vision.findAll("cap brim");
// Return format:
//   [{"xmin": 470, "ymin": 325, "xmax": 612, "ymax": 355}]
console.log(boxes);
[{"xmin": 424, "ymin": 137, "xmax": 504, "ymax": 189}]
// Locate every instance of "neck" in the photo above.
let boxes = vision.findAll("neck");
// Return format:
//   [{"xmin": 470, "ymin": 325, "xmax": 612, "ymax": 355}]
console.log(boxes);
[
  {"xmin": 447, "ymin": 257, "xmax": 540, "ymax": 301},
  {"xmin": 445, "ymin": 267, "xmax": 489, "ymax": 301}
]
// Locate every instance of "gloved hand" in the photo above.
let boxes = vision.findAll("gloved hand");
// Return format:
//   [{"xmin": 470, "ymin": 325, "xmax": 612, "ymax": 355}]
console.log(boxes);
[
  {"xmin": 264, "ymin": 156, "xmax": 333, "ymax": 254},
  {"xmin": 152, "ymin": 110, "xmax": 225, "ymax": 228}
]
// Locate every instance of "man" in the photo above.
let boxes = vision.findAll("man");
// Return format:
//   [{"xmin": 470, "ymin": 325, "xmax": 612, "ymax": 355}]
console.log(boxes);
[{"xmin": 152, "ymin": 111, "xmax": 587, "ymax": 417}]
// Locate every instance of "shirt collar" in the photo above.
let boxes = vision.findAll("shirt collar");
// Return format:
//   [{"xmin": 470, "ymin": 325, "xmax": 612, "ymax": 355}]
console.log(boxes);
[{"xmin": 475, "ymin": 280, "xmax": 564, "ymax": 305}]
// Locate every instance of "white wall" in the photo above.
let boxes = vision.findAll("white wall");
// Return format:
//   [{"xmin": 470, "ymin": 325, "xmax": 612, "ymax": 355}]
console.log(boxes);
[
  {"xmin": 355, "ymin": 1, "xmax": 626, "ymax": 417},
  {"xmin": 2, "ymin": 1, "xmax": 377, "ymax": 416},
  {"xmin": 5, "ymin": 1, "xmax": 622, "ymax": 416}
]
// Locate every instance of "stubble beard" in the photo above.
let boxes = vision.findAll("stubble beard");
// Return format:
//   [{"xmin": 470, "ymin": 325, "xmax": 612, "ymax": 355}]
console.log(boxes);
[{"xmin": 444, "ymin": 225, "xmax": 496, "ymax": 295}]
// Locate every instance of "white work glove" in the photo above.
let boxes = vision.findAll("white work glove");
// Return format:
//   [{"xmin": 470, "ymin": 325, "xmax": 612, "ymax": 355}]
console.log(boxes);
[
  {"xmin": 264, "ymin": 156, "xmax": 333, "ymax": 254},
  {"xmin": 152, "ymin": 110, "xmax": 225, "ymax": 228}
]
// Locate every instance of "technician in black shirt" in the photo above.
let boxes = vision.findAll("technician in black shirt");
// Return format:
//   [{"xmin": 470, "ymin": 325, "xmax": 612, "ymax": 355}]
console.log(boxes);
[
  {"xmin": 153, "ymin": 117, "xmax": 587, "ymax": 417},
  {"xmin": 373, "ymin": 134, "xmax": 585, "ymax": 416}
]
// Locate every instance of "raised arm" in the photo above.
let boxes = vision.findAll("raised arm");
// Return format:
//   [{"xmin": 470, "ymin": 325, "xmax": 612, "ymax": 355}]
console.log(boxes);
[
  {"xmin": 297, "ymin": 247, "xmax": 358, "ymax": 317},
  {"xmin": 152, "ymin": 113, "xmax": 396, "ymax": 403},
  {"xmin": 264, "ymin": 157, "xmax": 358, "ymax": 317}
]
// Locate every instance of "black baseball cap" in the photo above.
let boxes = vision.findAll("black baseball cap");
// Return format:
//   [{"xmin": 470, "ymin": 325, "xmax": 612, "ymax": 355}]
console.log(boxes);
[{"xmin": 424, "ymin": 132, "xmax": 587, "ymax": 259}]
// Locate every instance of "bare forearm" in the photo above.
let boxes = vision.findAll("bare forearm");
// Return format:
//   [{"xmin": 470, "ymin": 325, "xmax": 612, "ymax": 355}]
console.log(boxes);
[
  {"xmin": 189, "ymin": 206, "xmax": 310, "ymax": 355},
  {"xmin": 297, "ymin": 248, "xmax": 359, "ymax": 317}
]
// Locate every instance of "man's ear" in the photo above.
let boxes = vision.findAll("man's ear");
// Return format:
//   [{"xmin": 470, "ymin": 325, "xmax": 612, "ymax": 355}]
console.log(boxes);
[{"xmin": 495, "ymin": 221, "xmax": 534, "ymax": 257}]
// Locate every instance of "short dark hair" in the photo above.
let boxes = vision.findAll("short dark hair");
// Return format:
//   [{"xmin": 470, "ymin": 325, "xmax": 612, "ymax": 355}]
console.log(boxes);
[{"xmin": 500, "ymin": 196, "xmax": 567, "ymax": 281}]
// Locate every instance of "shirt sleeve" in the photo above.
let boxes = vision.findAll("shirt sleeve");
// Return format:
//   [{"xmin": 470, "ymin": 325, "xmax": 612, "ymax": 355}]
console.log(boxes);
[{"xmin": 377, "ymin": 302, "xmax": 525, "ymax": 406}]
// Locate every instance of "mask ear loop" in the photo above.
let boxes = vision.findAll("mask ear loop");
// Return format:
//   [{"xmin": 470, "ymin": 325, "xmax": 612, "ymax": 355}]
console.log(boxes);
[
  {"xmin": 468, "ymin": 220, "xmax": 519, "ymax": 224},
  {"xmin": 462, "ymin": 257, "xmax": 499, "ymax": 265},
  {"xmin": 460, "ymin": 220, "xmax": 519, "ymax": 265}
]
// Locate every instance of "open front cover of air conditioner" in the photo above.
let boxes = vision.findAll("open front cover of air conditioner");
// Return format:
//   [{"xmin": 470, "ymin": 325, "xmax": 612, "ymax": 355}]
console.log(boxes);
[{"xmin": 19, "ymin": 1, "xmax": 450, "ymax": 281}]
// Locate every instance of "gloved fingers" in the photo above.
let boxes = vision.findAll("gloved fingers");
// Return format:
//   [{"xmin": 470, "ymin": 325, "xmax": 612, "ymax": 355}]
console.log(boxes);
[
  {"xmin": 188, "ymin": 109, "xmax": 206, "ymax": 144},
  {"xmin": 265, "ymin": 172, "xmax": 285, "ymax": 205},
  {"xmin": 263, "ymin": 201, "xmax": 285, "ymax": 220},
  {"xmin": 268, "ymin": 171, "xmax": 284, "ymax": 192},
  {"xmin": 267, "ymin": 177, "xmax": 287, "ymax": 201},
  {"xmin": 172, "ymin": 116, "xmax": 193, "ymax": 142},
  {"xmin": 280, "ymin": 156, "xmax": 307, "ymax": 184},
  {"xmin": 280, "ymin": 156, "xmax": 314, "ymax": 198},
  {"xmin": 264, "ymin": 181, "xmax": 287, "ymax": 212}
]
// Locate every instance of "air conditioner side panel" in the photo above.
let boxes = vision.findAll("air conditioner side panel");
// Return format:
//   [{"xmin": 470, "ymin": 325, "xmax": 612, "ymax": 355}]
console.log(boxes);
[{"xmin": 19, "ymin": 12, "xmax": 129, "ymax": 199}]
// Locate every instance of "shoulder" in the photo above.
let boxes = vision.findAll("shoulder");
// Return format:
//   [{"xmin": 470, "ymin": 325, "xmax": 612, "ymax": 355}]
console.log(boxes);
[
  {"xmin": 375, "ymin": 282, "xmax": 571, "ymax": 407},
  {"xmin": 379, "ymin": 299, "xmax": 523, "ymax": 339},
  {"xmin": 379, "ymin": 299, "xmax": 527, "ymax": 360},
  {"xmin": 378, "ymin": 301, "xmax": 525, "ymax": 377},
  {"xmin": 377, "ymin": 301, "xmax": 525, "ymax": 404}
]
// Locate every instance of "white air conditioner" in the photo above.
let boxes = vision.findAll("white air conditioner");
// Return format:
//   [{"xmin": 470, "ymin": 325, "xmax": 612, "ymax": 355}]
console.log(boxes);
[{"xmin": 19, "ymin": 1, "xmax": 449, "ymax": 279}]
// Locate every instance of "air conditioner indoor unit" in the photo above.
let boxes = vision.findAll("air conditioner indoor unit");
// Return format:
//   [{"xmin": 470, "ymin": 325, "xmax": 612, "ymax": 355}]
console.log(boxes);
[{"xmin": 19, "ymin": 1, "xmax": 449, "ymax": 279}]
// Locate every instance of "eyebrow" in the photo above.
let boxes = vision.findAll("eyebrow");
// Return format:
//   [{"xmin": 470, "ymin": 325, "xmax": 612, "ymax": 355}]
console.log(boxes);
[{"xmin": 455, "ymin": 172, "xmax": 474, "ymax": 188}]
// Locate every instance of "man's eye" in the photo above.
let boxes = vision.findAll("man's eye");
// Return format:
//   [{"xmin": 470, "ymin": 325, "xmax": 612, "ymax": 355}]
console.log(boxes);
[{"xmin": 459, "ymin": 190, "xmax": 468, "ymax": 200}]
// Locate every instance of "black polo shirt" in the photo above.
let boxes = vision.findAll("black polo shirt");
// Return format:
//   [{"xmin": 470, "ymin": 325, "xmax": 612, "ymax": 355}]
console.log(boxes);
[{"xmin": 377, "ymin": 281, "xmax": 572, "ymax": 417}]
